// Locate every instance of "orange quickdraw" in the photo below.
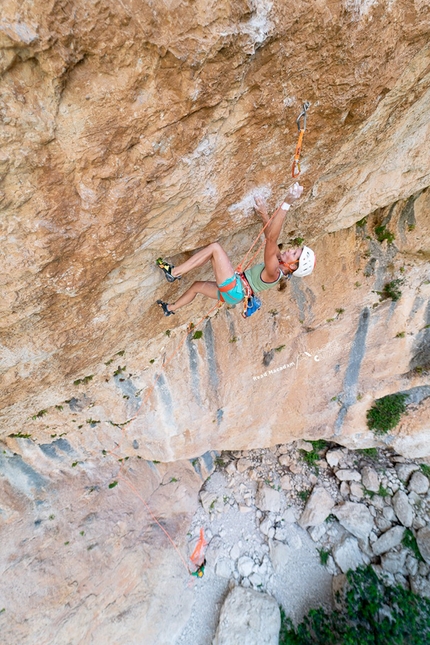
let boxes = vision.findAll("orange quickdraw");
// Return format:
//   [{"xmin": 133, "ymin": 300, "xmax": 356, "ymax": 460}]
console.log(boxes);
[{"xmin": 292, "ymin": 101, "xmax": 310, "ymax": 178}]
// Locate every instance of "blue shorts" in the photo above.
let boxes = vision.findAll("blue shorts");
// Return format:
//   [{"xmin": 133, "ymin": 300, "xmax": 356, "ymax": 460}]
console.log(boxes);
[{"xmin": 217, "ymin": 274, "xmax": 245, "ymax": 305}]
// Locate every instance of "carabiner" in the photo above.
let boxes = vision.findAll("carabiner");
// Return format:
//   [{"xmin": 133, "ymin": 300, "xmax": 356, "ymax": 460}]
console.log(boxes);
[{"xmin": 296, "ymin": 101, "xmax": 310, "ymax": 132}]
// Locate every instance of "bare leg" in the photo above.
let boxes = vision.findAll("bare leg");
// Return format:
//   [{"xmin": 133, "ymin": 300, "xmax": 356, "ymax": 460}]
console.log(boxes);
[
  {"xmin": 168, "ymin": 281, "xmax": 218, "ymax": 313},
  {"xmin": 172, "ymin": 242, "xmax": 235, "ymax": 285}
]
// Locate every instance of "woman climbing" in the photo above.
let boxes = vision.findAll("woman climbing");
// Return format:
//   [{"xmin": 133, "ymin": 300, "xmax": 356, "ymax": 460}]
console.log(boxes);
[{"xmin": 156, "ymin": 182, "xmax": 315, "ymax": 316}]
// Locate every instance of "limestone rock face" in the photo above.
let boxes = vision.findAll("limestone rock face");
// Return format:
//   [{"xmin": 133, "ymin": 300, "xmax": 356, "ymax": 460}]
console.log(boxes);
[
  {"xmin": 0, "ymin": 441, "xmax": 208, "ymax": 645},
  {"xmin": 1, "ymin": 0, "xmax": 430, "ymax": 465},
  {"xmin": 1, "ymin": 6, "xmax": 430, "ymax": 639}
]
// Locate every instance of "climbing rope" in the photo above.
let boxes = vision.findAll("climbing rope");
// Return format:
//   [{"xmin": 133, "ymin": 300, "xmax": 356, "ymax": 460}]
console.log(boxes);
[
  {"xmin": 98, "ymin": 100, "xmax": 311, "ymax": 578},
  {"xmin": 292, "ymin": 101, "xmax": 310, "ymax": 178},
  {"xmin": 116, "ymin": 471, "xmax": 193, "ymax": 574}
]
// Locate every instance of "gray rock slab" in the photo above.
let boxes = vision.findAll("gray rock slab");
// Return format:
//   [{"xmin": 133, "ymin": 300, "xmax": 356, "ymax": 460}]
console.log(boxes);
[
  {"xmin": 296, "ymin": 440, "xmax": 314, "ymax": 452},
  {"xmin": 213, "ymin": 586, "xmax": 281, "ymax": 645},
  {"xmin": 376, "ymin": 516, "xmax": 392, "ymax": 532},
  {"xmin": 255, "ymin": 484, "xmax": 282, "ymax": 514},
  {"xmin": 237, "ymin": 556, "xmax": 255, "ymax": 578},
  {"xmin": 416, "ymin": 527, "xmax": 430, "ymax": 565},
  {"xmin": 349, "ymin": 482, "xmax": 365, "ymax": 499},
  {"xmin": 280, "ymin": 474, "xmax": 292, "ymax": 490},
  {"xmin": 278, "ymin": 454, "xmax": 291, "ymax": 467},
  {"xmin": 408, "ymin": 471, "xmax": 429, "ymax": 495},
  {"xmin": 395, "ymin": 463, "xmax": 419, "ymax": 483},
  {"xmin": 361, "ymin": 466, "xmax": 379, "ymax": 492},
  {"xmin": 215, "ymin": 558, "xmax": 233, "ymax": 579},
  {"xmin": 299, "ymin": 487, "xmax": 335, "ymax": 528},
  {"xmin": 332, "ymin": 502, "xmax": 374, "ymax": 541},
  {"xmin": 308, "ymin": 523, "xmax": 328, "ymax": 542},
  {"xmin": 236, "ymin": 458, "xmax": 254, "ymax": 473},
  {"xmin": 326, "ymin": 449, "xmax": 344, "ymax": 468},
  {"xmin": 333, "ymin": 536, "xmax": 364, "ymax": 573},
  {"xmin": 372, "ymin": 526, "xmax": 405, "ymax": 556},
  {"xmin": 381, "ymin": 551, "xmax": 407, "ymax": 574},
  {"xmin": 383, "ymin": 506, "xmax": 397, "ymax": 522},
  {"xmin": 335, "ymin": 469, "xmax": 362, "ymax": 482},
  {"xmin": 392, "ymin": 490, "xmax": 414, "ymax": 528},
  {"xmin": 410, "ymin": 575, "xmax": 430, "ymax": 599},
  {"xmin": 269, "ymin": 541, "xmax": 292, "ymax": 573}
]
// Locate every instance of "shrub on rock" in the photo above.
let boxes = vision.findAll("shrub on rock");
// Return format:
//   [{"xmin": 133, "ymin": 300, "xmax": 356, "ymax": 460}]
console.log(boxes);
[{"xmin": 279, "ymin": 565, "xmax": 430, "ymax": 644}]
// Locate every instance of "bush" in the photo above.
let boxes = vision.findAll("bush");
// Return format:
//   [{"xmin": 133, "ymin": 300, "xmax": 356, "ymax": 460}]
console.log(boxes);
[
  {"xmin": 366, "ymin": 393, "xmax": 407, "ymax": 435},
  {"xmin": 375, "ymin": 224, "xmax": 395, "ymax": 244},
  {"xmin": 380, "ymin": 279, "xmax": 403, "ymax": 302},
  {"xmin": 279, "ymin": 565, "xmax": 430, "ymax": 645}
]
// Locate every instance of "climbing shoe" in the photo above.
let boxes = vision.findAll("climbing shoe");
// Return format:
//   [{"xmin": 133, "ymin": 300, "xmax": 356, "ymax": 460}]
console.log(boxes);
[
  {"xmin": 156, "ymin": 257, "xmax": 180, "ymax": 282},
  {"xmin": 157, "ymin": 299, "xmax": 175, "ymax": 316}
]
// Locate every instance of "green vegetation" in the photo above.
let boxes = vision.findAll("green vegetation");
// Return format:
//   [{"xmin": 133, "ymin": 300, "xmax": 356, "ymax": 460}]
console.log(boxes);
[
  {"xmin": 108, "ymin": 481, "xmax": 118, "ymax": 489},
  {"xmin": 335, "ymin": 308, "xmax": 344, "ymax": 315},
  {"xmin": 86, "ymin": 418, "xmax": 100, "ymax": 425},
  {"xmin": 165, "ymin": 329, "xmax": 171, "ymax": 337},
  {"xmin": 192, "ymin": 330, "xmax": 203, "ymax": 340},
  {"xmin": 73, "ymin": 375, "xmax": 94, "ymax": 386},
  {"xmin": 279, "ymin": 565, "xmax": 430, "ymax": 645},
  {"xmin": 357, "ymin": 448, "xmax": 378, "ymax": 460},
  {"xmin": 402, "ymin": 529, "xmax": 424, "ymax": 562},
  {"xmin": 365, "ymin": 484, "xmax": 390, "ymax": 499},
  {"xmin": 420, "ymin": 464, "xmax": 430, "ymax": 479},
  {"xmin": 292, "ymin": 237, "xmax": 305, "ymax": 246},
  {"xmin": 275, "ymin": 345, "xmax": 286, "ymax": 352},
  {"xmin": 318, "ymin": 548, "xmax": 330, "ymax": 566},
  {"xmin": 32, "ymin": 409, "xmax": 47, "ymax": 420},
  {"xmin": 229, "ymin": 336, "xmax": 238, "ymax": 343},
  {"xmin": 379, "ymin": 279, "xmax": 403, "ymax": 302},
  {"xmin": 116, "ymin": 350, "xmax": 125, "ymax": 356},
  {"xmin": 356, "ymin": 217, "xmax": 367, "ymax": 228},
  {"xmin": 105, "ymin": 359, "xmax": 114, "ymax": 365},
  {"xmin": 366, "ymin": 393, "xmax": 407, "ymax": 435},
  {"xmin": 8, "ymin": 432, "xmax": 32, "ymax": 439},
  {"xmin": 395, "ymin": 331, "xmax": 405, "ymax": 338},
  {"xmin": 113, "ymin": 365, "xmax": 126, "ymax": 376},
  {"xmin": 375, "ymin": 224, "xmax": 395, "ymax": 244},
  {"xmin": 300, "ymin": 441, "xmax": 328, "ymax": 474},
  {"xmin": 297, "ymin": 490, "xmax": 311, "ymax": 503}
]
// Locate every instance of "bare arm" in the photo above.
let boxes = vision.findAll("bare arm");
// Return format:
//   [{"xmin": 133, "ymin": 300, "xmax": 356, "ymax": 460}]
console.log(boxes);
[{"xmin": 255, "ymin": 184, "xmax": 303, "ymax": 281}]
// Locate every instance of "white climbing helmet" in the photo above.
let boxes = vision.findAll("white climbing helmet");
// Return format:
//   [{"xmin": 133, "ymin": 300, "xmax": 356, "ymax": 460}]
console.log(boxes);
[{"xmin": 294, "ymin": 246, "xmax": 315, "ymax": 277}]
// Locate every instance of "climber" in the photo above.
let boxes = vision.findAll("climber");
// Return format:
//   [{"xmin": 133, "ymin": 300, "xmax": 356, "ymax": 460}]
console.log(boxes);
[{"xmin": 156, "ymin": 183, "xmax": 315, "ymax": 317}]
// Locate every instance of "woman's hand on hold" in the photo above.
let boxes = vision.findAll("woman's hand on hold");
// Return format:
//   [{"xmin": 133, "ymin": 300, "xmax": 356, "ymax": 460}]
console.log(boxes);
[
  {"xmin": 285, "ymin": 182, "xmax": 303, "ymax": 205},
  {"xmin": 254, "ymin": 196, "xmax": 269, "ymax": 221}
]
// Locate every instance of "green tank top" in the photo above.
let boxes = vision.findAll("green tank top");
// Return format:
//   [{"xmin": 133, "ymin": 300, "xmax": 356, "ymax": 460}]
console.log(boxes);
[{"xmin": 244, "ymin": 263, "xmax": 283, "ymax": 293}]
